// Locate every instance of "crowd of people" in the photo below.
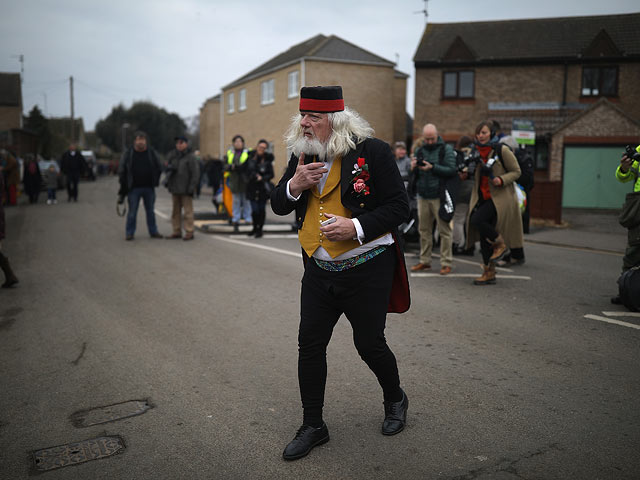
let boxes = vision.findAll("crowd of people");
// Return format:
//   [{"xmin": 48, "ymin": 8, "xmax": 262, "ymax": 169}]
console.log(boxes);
[{"xmin": 397, "ymin": 119, "xmax": 534, "ymax": 286}]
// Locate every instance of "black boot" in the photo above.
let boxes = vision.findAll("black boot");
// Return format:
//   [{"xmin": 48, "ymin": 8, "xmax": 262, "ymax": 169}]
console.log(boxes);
[
  {"xmin": 254, "ymin": 211, "xmax": 265, "ymax": 238},
  {"xmin": 0, "ymin": 252, "xmax": 19, "ymax": 288},
  {"xmin": 247, "ymin": 213, "xmax": 257, "ymax": 236},
  {"xmin": 382, "ymin": 389, "xmax": 408, "ymax": 435}
]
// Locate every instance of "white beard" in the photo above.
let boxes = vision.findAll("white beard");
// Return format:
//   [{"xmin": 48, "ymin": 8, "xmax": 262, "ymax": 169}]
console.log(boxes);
[{"xmin": 290, "ymin": 136, "xmax": 328, "ymax": 161}]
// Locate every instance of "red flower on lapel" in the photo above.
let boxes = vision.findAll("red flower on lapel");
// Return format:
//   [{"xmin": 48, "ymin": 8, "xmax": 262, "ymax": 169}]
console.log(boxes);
[{"xmin": 350, "ymin": 157, "xmax": 371, "ymax": 196}]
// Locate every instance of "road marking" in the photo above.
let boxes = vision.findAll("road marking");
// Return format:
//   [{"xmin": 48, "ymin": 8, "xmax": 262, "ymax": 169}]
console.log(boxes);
[
  {"xmin": 583, "ymin": 314, "xmax": 640, "ymax": 330},
  {"xmin": 405, "ymin": 252, "xmax": 514, "ymax": 273},
  {"xmin": 154, "ymin": 209, "xmax": 169, "ymax": 220},
  {"xmin": 411, "ymin": 273, "xmax": 531, "ymax": 280},
  {"xmin": 211, "ymin": 235, "xmax": 302, "ymax": 259},
  {"xmin": 601, "ymin": 311, "xmax": 640, "ymax": 318}
]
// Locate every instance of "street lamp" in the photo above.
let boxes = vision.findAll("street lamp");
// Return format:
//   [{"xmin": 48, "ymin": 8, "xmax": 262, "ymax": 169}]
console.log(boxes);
[{"xmin": 121, "ymin": 123, "xmax": 130, "ymax": 152}]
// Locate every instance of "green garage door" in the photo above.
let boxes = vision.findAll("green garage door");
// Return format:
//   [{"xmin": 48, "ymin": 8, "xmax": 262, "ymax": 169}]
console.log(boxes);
[{"xmin": 563, "ymin": 146, "xmax": 633, "ymax": 209}]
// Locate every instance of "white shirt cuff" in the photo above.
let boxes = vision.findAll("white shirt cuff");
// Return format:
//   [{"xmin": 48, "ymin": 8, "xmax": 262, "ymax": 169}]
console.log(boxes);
[
  {"xmin": 286, "ymin": 180, "xmax": 301, "ymax": 202},
  {"xmin": 352, "ymin": 218, "xmax": 365, "ymax": 244}
]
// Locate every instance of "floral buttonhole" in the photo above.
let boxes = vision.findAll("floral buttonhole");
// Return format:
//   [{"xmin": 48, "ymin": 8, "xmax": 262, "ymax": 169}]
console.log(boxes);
[{"xmin": 350, "ymin": 157, "xmax": 370, "ymax": 196}]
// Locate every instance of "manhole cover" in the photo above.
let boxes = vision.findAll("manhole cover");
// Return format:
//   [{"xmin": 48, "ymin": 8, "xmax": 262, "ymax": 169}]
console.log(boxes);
[
  {"xmin": 32, "ymin": 436, "xmax": 125, "ymax": 472},
  {"xmin": 70, "ymin": 400, "xmax": 152, "ymax": 428}
]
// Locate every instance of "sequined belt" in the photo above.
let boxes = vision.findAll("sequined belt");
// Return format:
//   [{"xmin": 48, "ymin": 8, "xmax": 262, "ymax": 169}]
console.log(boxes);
[{"xmin": 313, "ymin": 245, "xmax": 389, "ymax": 272}]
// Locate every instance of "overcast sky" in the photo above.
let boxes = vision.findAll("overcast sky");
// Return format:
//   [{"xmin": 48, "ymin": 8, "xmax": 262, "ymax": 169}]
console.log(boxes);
[{"xmin": 1, "ymin": 0, "xmax": 638, "ymax": 131}]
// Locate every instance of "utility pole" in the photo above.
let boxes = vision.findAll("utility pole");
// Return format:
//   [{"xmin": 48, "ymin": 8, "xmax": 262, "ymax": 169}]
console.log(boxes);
[
  {"xmin": 11, "ymin": 54, "xmax": 24, "ymax": 83},
  {"xmin": 69, "ymin": 76, "xmax": 75, "ymax": 143}
]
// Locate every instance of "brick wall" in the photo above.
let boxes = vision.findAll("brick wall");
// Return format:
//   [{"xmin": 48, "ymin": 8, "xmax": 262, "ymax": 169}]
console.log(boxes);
[
  {"xmin": 199, "ymin": 98, "xmax": 221, "ymax": 159},
  {"xmin": 393, "ymin": 76, "xmax": 407, "ymax": 144},
  {"xmin": 0, "ymin": 106, "xmax": 21, "ymax": 131}
]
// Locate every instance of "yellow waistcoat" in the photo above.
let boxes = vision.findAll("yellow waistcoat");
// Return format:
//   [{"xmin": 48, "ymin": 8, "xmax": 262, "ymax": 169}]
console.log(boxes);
[{"xmin": 298, "ymin": 157, "xmax": 360, "ymax": 259}]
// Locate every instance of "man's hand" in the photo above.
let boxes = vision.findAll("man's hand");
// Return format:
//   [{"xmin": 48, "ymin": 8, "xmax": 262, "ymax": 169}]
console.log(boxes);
[
  {"xmin": 289, "ymin": 153, "xmax": 328, "ymax": 197},
  {"xmin": 320, "ymin": 214, "xmax": 357, "ymax": 242},
  {"xmin": 621, "ymin": 154, "xmax": 633, "ymax": 173},
  {"xmin": 491, "ymin": 177, "xmax": 503, "ymax": 187}
]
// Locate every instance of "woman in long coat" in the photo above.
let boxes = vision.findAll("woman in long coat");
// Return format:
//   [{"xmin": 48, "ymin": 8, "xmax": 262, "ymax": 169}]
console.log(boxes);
[{"xmin": 466, "ymin": 121, "xmax": 523, "ymax": 285}]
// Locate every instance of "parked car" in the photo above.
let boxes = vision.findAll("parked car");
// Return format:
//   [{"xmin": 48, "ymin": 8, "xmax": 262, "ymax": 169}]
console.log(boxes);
[
  {"xmin": 81, "ymin": 150, "xmax": 97, "ymax": 180},
  {"xmin": 38, "ymin": 159, "xmax": 64, "ymax": 190}
]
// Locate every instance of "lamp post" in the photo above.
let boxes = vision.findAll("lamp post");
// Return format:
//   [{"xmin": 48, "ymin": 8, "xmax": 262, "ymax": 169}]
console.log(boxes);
[{"xmin": 121, "ymin": 123, "xmax": 130, "ymax": 152}]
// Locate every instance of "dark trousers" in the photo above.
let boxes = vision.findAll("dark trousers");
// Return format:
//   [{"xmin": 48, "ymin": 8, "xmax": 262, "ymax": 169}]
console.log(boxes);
[
  {"xmin": 66, "ymin": 173, "xmax": 80, "ymax": 201},
  {"xmin": 469, "ymin": 199, "xmax": 498, "ymax": 265},
  {"xmin": 298, "ymin": 247, "xmax": 401, "ymax": 424}
]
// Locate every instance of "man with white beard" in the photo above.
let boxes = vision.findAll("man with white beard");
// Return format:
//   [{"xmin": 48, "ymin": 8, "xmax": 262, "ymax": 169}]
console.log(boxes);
[{"xmin": 271, "ymin": 86, "xmax": 411, "ymax": 460}]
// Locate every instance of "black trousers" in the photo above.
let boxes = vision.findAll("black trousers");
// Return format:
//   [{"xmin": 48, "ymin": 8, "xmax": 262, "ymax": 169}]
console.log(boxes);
[
  {"xmin": 298, "ymin": 246, "xmax": 401, "ymax": 423},
  {"xmin": 469, "ymin": 199, "xmax": 498, "ymax": 265},
  {"xmin": 66, "ymin": 173, "xmax": 80, "ymax": 200}
]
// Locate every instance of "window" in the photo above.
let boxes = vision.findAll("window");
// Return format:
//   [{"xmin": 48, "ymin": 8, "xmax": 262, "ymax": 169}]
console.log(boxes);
[
  {"xmin": 239, "ymin": 88, "xmax": 246, "ymax": 111},
  {"xmin": 442, "ymin": 71, "xmax": 474, "ymax": 99},
  {"xmin": 288, "ymin": 71, "xmax": 299, "ymax": 98},
  {"xmin": 534, "ymin": 140, "xmax": 549, "ymax": 170},
  {"xmin": 581, "ymin": 66, "xmax": 618, "ymax": 97},
  {"xmin": 261, "ymin": 79, "xmax": 275, "ymax": 105},
  {"xmin": 227, "ymin": 92, "xmax": 235, "ymax": 113}
]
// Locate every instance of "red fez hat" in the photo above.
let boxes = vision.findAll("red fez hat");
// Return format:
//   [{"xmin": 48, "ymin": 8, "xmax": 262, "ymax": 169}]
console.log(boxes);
[{"xmin": 299, "ymin": 86, "xmax": 344, "ymax": 113}]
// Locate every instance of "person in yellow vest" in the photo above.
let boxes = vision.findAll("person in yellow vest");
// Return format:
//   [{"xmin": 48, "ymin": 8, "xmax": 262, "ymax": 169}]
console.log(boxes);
[
  {"xmin": 271, "ymin": 86, "xmax": 411, "ymax": 461},
  {"xmin": 224, "ymin": 135, "xmax": 252, "ymax": 231},
  {"xmin": 611, "ymin": 145, "xmax": 640, "ymax": 304}
]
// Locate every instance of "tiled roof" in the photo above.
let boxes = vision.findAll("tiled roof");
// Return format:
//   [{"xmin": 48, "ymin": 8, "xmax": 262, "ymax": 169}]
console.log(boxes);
[
  {"xmin": 0, "ymin": 73, "xmax": 21, "ymax": 107},
  {"xmin": 224, "ymin": 34, "xmax": 395, "ymax": 89},
  {"xmin": 414, "ymin": 13, "xmax": 640, "ymax": 65}
]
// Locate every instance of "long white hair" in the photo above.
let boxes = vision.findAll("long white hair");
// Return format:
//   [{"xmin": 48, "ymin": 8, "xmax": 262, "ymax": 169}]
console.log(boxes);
[{"xmin": 285, "ymin": 107, "xmax": 374, "ymax": 159}]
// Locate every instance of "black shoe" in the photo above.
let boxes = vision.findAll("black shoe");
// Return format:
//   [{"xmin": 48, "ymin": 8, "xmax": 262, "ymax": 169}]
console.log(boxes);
[
  {"xmin": 254, "ymin": 230, "xmax": 263, "ymax": 238},
  {"xmin": 611, "ymin": 295, "xmax": 622, "ymax": 305},
  {"xmin": 282, "ymin": 423, "xmax": 329, "ymax": 461},
  {"xmin": 150, "ymin": 233, "xmax": 163, "ymax": 239},
  {"xmin": 382, "ymin": 389, "xmax": 408, "ymax": 436},
  {"xmin": 126, "ymin": 235, "xmax": 134, "ymax": 241}
]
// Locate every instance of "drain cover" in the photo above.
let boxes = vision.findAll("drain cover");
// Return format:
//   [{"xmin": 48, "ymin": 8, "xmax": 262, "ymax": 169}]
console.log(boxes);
[
  {"xmin": 70, "ymin": 400, "xmax": 152, "ymax": 428},
  {"xmin": 32, "ymin": 436, "xmax": 125, "ymax": 472}
]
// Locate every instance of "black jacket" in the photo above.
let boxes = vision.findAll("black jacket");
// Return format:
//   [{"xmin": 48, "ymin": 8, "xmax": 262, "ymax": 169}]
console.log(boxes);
[
  {"xmin": 60, "ymin": 150, "xmax": 87, "ymax": 176},
  {"xmin": 246, "ymin": 151, "xmax": 275, "ymax": 202},
  {"xmin": 271, "ymin": 137, "xmax": 409, "ymax": 244},
  {"xmin": 118, "ymin": 147, "xmax": 163, "ymax": 195}
]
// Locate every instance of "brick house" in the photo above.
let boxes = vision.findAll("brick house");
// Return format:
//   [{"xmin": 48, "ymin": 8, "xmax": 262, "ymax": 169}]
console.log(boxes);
[
  {"xmin": 0, "ymin": 72, "xmax": 39, "ymax": 157},
  {"xmin": 200, "ymin": 34, "xmax": 408, "ymax": 176},
  {"xmin": 413, "ymin": 13, "xmax": 640, "ymax": 222}
]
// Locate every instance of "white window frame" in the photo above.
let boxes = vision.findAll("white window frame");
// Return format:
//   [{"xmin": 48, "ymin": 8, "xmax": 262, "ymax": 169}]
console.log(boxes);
[
  {"xmin": 227, "ymin": 92, "xmax": 235, "ymax": 113},
  {"xmin": 261, "ymin": 79, "xmax": 275, "ymax": 105},
  {"xmin": 288, "ymin": 71, "xmax": 299, "ymax": 99},
  {"xmin": 239, "ymin": 88, "xmax": 246, "ymax": 111}
]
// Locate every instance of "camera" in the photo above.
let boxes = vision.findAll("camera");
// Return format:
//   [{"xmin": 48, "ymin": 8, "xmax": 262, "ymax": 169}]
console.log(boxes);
[
  {"xmin": 462, "ymin": 150, "xmax": 481, "ymax": 175},
  {"xmin": 624, "ymin": 145, "xmax": 640, "ymax": 161}
]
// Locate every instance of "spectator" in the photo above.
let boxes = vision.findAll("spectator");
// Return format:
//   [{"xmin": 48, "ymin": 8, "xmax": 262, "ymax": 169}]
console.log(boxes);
[
  {"xmin": 245, "ymin": 139, "xmax": 274, "ymax": 238},
  {"xmin": 194, "ymin": 149, "xmax": 204, "ymax": 198},
  {"xmin": 166, "ymin": 135, "xmax": 200, "ymax": 241},
  {"xmin": 60, "ymin": 143, "xmax": 87, "ymax": 202},
  {"xmin": 225, "ymin": 135, "xmax": 252, "ymax": 231},
  {"xmin": 467, "ymin": 121, "xmax": 524, "ymax": 285},
  {"xmin": 45, "ymin": 164, "xmax": 58, "ymax": 205},
  {"xmin": 204, "ymin": 155, "xmax": 224, "ymax": 212},
  {"xmin": 452, "ymin": 136, "xmax": 474, "ymax": 256},
  {"xmin": 0, "ymin": 171, "xmax": 18, "ymax": 288},
  {"xmin": 410, "ymin": 123, "xmax": 457, "ymax": 275},
  {"xmin": 611, "ymin": 145, "xmax": 640, "ymax": 304},
  {"xmin": 1, "ymin": 150, "xmax": 19, "ymax": 206},
  {"xmin": 394, "ymin": 141, "xmax": 412, "ymax": 189},
  {"xmin": 23, "ymin": 156, "xmax": 42, "ymax": 204},
  {"xmin": 118, "ymin": 131, "xmax": 164, "ymax": 241}
]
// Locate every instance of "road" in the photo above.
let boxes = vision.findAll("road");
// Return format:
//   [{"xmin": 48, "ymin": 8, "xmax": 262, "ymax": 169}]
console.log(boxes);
[{"xmin": 1, "ymin": 177, "xmax": 638, "ymax": 479}]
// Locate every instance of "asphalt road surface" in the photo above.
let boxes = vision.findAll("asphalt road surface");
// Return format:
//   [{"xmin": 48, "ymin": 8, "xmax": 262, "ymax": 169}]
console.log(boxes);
[{"xmin": 1, "ymin": 177, "xmax": 638, "ymax": 479}]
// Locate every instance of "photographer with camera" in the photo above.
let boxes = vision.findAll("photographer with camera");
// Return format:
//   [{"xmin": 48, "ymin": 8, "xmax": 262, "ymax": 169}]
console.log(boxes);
[
  {"xmin": 611, "ymin": 144, "xmax": 640, "ymax": 307},
  {"xmin": 410, "ymin": 123, "xmax": 457, "ymax": 275},
  {"xmin": 117, "ymin": 131, "xmax": 164, "ymax": 241},
  {"xmin": 466, "ymin": 121, "xmax": 523, "ymax": 285}
]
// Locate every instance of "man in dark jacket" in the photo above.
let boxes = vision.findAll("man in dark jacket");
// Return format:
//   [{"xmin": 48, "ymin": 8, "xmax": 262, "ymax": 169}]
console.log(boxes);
[
  {"xmin": 0, "ymin": 171, "xmax": 18, "ymax": 288},
  {"xmin": 271, "ymin": 86, "xmax": 410, "ymax": 461},
  {"xmin": 118, "ymin": 131, "xmax": 164, "ymax": 241},
  {"xmin": 410, "ymin": 124, "xmax": 457, "ymax": 275},
  {"xmin": 60, "ymin": 143, "xmax": 87, "ymax": 202},
  {"xmin": 165, "ymin": 135, "xmax": 200, "ymax": 240}
]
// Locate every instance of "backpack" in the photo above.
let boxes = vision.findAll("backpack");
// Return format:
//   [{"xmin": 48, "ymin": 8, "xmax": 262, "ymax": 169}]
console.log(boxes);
[
  {"xmin": 514, "ymin": 147, "xmax": 534, "ymax": 192},
  {"xmin": 617, "ymin": 266, "xmax": 640, "ymax": 312}
]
